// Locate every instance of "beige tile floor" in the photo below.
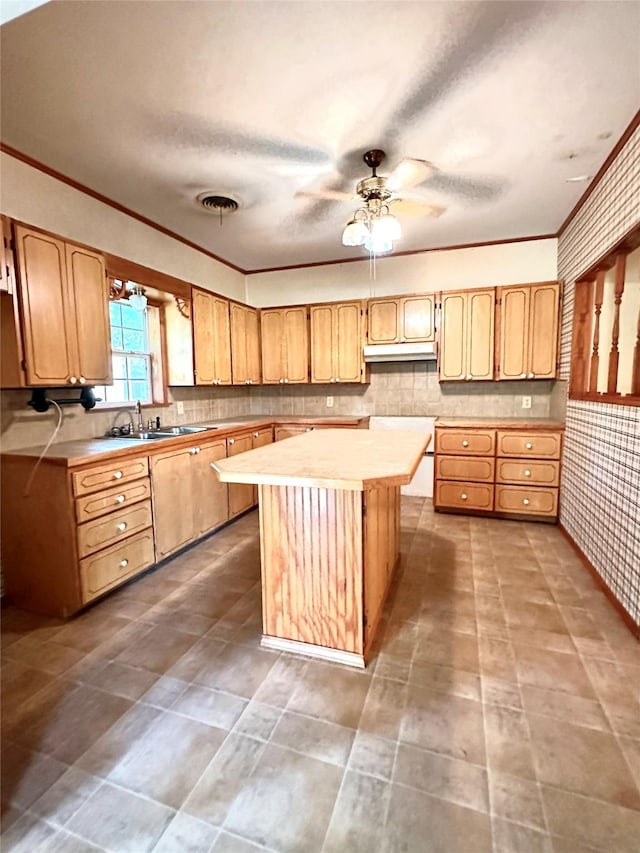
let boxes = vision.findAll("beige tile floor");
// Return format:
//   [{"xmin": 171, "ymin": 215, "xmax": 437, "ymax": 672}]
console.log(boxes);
[{"xmin": 1, "ymin": 498, "xmax": 639, "ymax": 853}]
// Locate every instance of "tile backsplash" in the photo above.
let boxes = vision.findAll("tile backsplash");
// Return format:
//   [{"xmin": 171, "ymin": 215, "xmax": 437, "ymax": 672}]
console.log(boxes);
[{"xmin": 0, "ymin": 363, "xmax": 564, "ymax": 452}]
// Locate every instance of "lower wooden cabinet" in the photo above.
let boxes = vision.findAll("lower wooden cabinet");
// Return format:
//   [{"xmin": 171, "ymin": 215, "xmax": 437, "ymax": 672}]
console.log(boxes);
[
  {"xmin": 434, "ymin": 422, "xmax": 563, "ymax": 522},
  {"xmin": 227, "ymin": 434, "xmax": 254, "ymax": 517},
  {"xmin": 80, "ymin": 529, "xmax": 155, "ymax": 603}
]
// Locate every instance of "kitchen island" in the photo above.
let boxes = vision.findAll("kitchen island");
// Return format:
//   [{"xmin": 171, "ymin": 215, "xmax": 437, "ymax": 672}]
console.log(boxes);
[{"xmin": 213, "ymin": 428, "xmax": 430, "ymax": 667}]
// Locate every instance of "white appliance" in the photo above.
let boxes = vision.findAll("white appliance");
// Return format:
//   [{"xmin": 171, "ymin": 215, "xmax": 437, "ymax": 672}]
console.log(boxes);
[{"xmin": 369, "ymin": 416, "xmax": 436, "ymax": 497}]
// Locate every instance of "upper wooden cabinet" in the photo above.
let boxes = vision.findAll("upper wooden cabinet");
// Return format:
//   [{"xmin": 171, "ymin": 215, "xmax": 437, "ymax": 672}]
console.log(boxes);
[
  {"xmin": 498, "ymin": 282, "xmax": 560, "ymax": 380},
  {"xmin": 439, "ymin": 288, "xmax": 495, "ymax": 382},
  {"xmin": 367, "ymin": 295, "xmax": 436, "ymax": 344},
  {"xmin": 1, "ymin": 216, "xmax": 15, "ymax": 295},
  {"xmin": 1, "ymin": 225, "xmax": 111, "ymax": 387},
  {"xmin": 230, "ymin": 303, "xmax": 261, "ymax": 385},
  {"xmin": 260, "ymin": 306, "xmax": 309, "ymax": 384},
  {"xmin": 192, "ymin": 288, "xmax": 232, "ymax": 386},
  {"xmin": 310, "ymin": 300, "xmax": 365, "ymax": 384}
]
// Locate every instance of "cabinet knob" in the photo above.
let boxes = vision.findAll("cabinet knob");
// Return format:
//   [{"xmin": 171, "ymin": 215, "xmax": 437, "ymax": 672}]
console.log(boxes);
[
  {"xmin": 330, "ymin": 378, "xmax": 335, "ymax": 383},
  {"xmin": 190, "ymin": 447, "xmax": 201, "ymax": 455},
  {"xmin": 119, "ymin": 559, "xmax": 128, "ymax": 568},
  {"xmin": 284, "ymin": 378, "xmax": 289, "ymax": 384},
  {"xmin": 69, "ymin": 376, "xmax": 77, "ymax": 384},
  {"xmin": 461, "ymin": 493, "xmax": 468, "ymax": 500},
  {"xmin": 525, "ymin": 442, "xmax": 533, "ymax": 450},
  {"xmin": 528, "ymin": 373, "xmax": 534, "ymax": 379},
  {"xmin": 113, "ymin": 471, "xmax": 123, "ymax": 479},
  {"xmin": 462, "ymin": 440, "xmax": 469, "ymax": 447},
  {"xmin": 279, "ymin": 378, "xmax": 284, "ymax": 384},
  {"xmin": 245, "ymin": 380, "xmax": 250, "ymax": 385},
  {"xmin": 305, "ymin": 427, "xmax": 313, "ymax": 432},
  {"xmin": 115, "ymin": 495, "xmax": 125, "ymax": 504},
  {"xmin": 524, "ymin": 469, "xmax": 531, "ymax": 477},
  {"xmin": 79, "ymin": 376, "xmax": 86, "ymax": 384},
  {"xmin": 335, "ymin": 378, "xmax": 340, "ymax": 382},
  {"xmin": 523, "ymin": 499, "xmax": 530, "ymax": 506},
  {"xmin": 467, "ymin": 374, "xmax": 472, "ymax": 380},
  {"xmin": 117, "ymin": 522, "xmax": 127, "ymax": 531},
  {"xmin": 254, "ymin": 432, "xmax": 259, "ymax": 438},
  {"xmin": 229, "ymin": 438, "xmax": 235, "ymax": 445},
  {"xmin": 521, "ymin": 372, "xmax": 526, "ymax": 378},
  {"xmin": 460, "ymin": 373, "xmax": 465, "ymax": 379}
]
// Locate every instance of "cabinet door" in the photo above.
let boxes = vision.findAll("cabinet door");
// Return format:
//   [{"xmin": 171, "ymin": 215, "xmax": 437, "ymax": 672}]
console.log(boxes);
[
  {"xmin": 401, "ymin": 296, "xmax": 435, "ymax": 342},
  {"xmin": 227, "ymin": 434, "xmax": 254, "ymax": 516},
  {"xmin": 439, "ymin": 292, "xmax": 467, "ymax": 381},
  {"xmin": 261, "ymin": 309, "xmax": 284, "ymax": 383},
  {"xmin": 275, "ymin": 425, "xmax": 307, "ymax": 441},
  {"xmin": 151, "ymin": 448, "xmax": 196, "ymax": 559},
  {"xmin": 310, "ymin": 305, "xmax": 334, "ymax": 383},
  {"xmin": 498, "ymin": 286, "xmax": 529, "ymax": 380},
  {"xmin": 193, "ymin": 440, "xmax": 229, "ymax": 537},
  {"xmin": 15, "ymin": 226, "xmax": 79, "ymax": 386},
  {"xmin": 230, "ymin": 303, "xmax": 248, "ymax": 384},
  {"xmin": 245, "ymin": 306, "xmax": 261, "ymax": 383},
  {"xmin": 335, "ymin": 302, "xmax": 363, "ymax": 382},
  {"xmin": 213, "ymin": 296, "xmax": 232, "ymax": 384},
  {"xmin": 192, "ymin": 290, "xmax": 215, "ymax": 385},
  {"xmin": 252, "ymin": 427, "xmax": 273, "ymax": 503},
  {"xmin": 368, "ymin": 298, "xmax": 400, "ymax": 344},
  {"xmin": 467, "ymin": 289, "xmax": 495, "ymax": 380},
  {"xmin": 284, "ymin": 307, "xmax": 309, "ymax": 383},
  {"xmin": 66, "ymin": 244, "xmax": 111, "ymax": 384},
  {"xmin": 528, "ymin": 283, "xmax": 559, "ymax": 379},
  {"xmin": 1, "ymin": 216, "xmax": 15, "ymax": 295}
]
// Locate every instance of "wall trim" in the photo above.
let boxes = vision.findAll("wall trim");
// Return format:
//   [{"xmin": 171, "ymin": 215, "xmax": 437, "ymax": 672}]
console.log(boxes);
[
  {"xmin": 557, "ymin": 109, "xmax": 640, "ymax": 237},
  {"xmin": 559, "ymin": 524, "xmax": 639, "ymax": 639},
  {"xmin": 0, "ymin": 143, "xmax": 247, "ymax": 275}
]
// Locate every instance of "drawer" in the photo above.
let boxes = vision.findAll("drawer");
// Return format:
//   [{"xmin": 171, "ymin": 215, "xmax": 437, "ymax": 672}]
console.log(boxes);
[
  {"xmin": 436, "ymin": 455, "xmax": 495, "ymax": 483},
  {"xmin": 75, "ymin": 478, "xmax": 151, "ymax": 523},
  {"xmin": 435, "ymin": 481, "xmax": 494, "ymax": 511},
  {"xmin": 496, "ymin": 431, "xmax": 561, "ymax": 459},
  {"xmin": 80, "ymin": 529, "xmax": 155, "ymax": 604},
  {"xmin": 73, "ymin": 457, "xmax": 149, "ymax": 496},
  {"xmin": 495, "ymin": 485, "xmax": 558, "ymax": 517},
  {"xmin": 77, "ymin": 500, "xmax": 153, "ymax": 559},
  {"xmin": 496, "ymin": 459, "xmax": 560, "ymax": 487},
  {"xmin": 435, "ymin": 429, "xmax": 495, "ymax": 456}
]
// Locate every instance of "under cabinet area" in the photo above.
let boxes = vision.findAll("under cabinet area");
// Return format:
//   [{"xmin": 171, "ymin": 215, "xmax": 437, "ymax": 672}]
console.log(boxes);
[{"xmin": 434, "ymin": 420, "xmax": 564, "ymax": 521}]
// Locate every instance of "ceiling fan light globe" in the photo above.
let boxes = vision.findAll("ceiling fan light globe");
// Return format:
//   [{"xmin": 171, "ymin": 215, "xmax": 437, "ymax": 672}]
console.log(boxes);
[
  {"xmin": 128, "ymin": 285, "xmax": 148, "ymax": 312},
  {"xmin": 376, "ymin": 213, "xmax": 402, "ymax": 241},
  {"xmin": 364, "ymin": 231, "xmax": 393, "ymax": 254},
  {"xmin": 342, "ymin": 219, "xmax": 368, "ymax": 246}
]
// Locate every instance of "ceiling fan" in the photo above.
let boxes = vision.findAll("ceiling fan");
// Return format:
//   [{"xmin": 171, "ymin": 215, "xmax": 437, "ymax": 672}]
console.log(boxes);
[{"xmin": 297, "ymin": 149, "xmax": 446, "ymax": 254}]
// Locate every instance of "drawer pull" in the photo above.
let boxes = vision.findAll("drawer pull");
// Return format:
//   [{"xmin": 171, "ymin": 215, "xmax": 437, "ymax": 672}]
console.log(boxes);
[
  {"xmin": 229, "ymin": 438, "xmax": 235, "ymax": 445},
  {"xmin": 525, "ymin": 442, "xmax": 533, "ymax": 449},
  {"xmin": 523, "ymin": 499, "xmax": 530, "ymax": 506},
  {"xmin": 113, "ymin": 471, "xmax": 123, "ymax": 479},
  {"xmin": 306, "ymin": 427, "xmax": 313, "ymax": 432},
  {"xmin": 189, "ymin": 447, "xmax": 201, "ymax": 455},
  {"xmin": 524, "ymin": 469, "xmax": 531, "ymax": 477},
  {"xmin": 254, "ymin": 432, "xmax": 259, "ymax": 438},
  {"xmin": 119, "ymin": 559, "xmax": 128, "ymax": 568},
  {"xmin": 115, "ymin": 495, "xmax": 125, "ymax": 504},
  {"xmin": 462, "ymin": 440, "xmax": 469, "ymax": 447},
  {"xmin": 461, "ymin": 493, "xmax": 468, "ymax": 500},
  {"xmin": 117, "ymin": 522, "xmax": 127, "ymax": 531}
]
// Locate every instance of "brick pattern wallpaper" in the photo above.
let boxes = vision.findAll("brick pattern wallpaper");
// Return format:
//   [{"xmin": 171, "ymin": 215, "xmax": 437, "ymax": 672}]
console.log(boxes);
[{"xmin": 557, "ymin": 122, "xmax": 640, "ymax": 626}]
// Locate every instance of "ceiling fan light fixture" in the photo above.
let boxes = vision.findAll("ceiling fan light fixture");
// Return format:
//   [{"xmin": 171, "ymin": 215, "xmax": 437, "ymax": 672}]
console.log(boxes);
[
  {"xmin": 342, "ymin": 218, "xmax": 368, "ymax": 246},
  {"xmin": 376, "ymin": 212, "xmax": 402, "ymax": 242},
  {"xmin": 127, "ymin": 284, "xmax": 148, "ymax": 312}
]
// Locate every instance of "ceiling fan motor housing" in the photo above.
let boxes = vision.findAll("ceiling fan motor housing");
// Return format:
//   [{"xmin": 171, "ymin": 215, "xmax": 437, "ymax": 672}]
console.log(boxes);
[{"xmin": 356, "ymin": 175, "xmax": 392, "ymax": 202}]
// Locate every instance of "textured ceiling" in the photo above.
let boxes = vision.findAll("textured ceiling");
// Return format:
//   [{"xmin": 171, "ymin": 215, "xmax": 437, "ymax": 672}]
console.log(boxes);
[{"xmin": 1, "ymin": 1, "xmax": 639, "ymax": 271}]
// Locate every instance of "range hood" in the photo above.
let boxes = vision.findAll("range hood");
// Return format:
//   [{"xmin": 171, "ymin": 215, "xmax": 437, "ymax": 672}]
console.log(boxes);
[{"xmin": 363, "ymin": 342, "xmax": 437, "ymax": 362}]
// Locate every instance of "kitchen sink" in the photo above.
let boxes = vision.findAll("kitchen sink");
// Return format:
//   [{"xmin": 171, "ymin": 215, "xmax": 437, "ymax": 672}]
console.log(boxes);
[{"xmin": 161, "ymin": 425, "xmax": 213, "ymax": 434}]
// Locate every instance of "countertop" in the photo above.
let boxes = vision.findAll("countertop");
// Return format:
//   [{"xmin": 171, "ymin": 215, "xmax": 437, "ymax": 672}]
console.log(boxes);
[
  {"xmin": 435, "ymin": 418, "xmax": 565, "ymax": 430},
  {"xmin": 1, "ymin": 415, "xmax": 370, "ymax": 467},
  {"xmin": 213, "ymin": 428, "xmax": 431, "ymax": 491}
]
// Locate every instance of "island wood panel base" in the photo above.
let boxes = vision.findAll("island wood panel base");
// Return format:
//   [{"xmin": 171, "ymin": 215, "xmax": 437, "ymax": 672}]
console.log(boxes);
[{"xmin": 257, "ymin": 482, "xmax": 402, "ymax": 666}]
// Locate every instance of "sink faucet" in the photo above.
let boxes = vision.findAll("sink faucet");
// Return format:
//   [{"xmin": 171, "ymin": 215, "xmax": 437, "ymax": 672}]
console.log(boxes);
[{"xmin": 135, "ymin": 400, "xmax": 144, "ymax": 432}]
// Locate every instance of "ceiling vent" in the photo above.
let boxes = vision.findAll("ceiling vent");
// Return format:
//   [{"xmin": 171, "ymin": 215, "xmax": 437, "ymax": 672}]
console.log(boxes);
[{"xmin": 196, "ymin": 192, "xmax": 240, "ymax": 215}]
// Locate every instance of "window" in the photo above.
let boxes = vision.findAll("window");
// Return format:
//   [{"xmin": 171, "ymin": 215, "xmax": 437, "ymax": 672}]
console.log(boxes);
[
  {"xmin": 95, "ymin": 300, "xmax": 153, "ymax": 405},
  {"xmin": 570, "ymin": 227, "xmax": 640, "ymax": 405}
]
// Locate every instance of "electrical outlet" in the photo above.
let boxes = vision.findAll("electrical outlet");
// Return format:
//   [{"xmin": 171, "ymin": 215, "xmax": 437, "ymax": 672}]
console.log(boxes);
[
  {"xmin": 177, "ymin": 401, "xmax": 185, "ymax": 415},
  {"xmin": 326, "ymin": 396, "xmax": 334, "ymax": 408},
  {"xmin": 522, "ymin": 396, "xmax": 532, "ymax": 409}
]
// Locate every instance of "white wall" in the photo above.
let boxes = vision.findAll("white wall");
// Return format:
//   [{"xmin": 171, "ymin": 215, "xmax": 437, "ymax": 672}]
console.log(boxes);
[
  {"xmin": 0, "ymin": 153, "xmax": 246, "ymax": 301},
  {"xmin": 246, "ymin": 238, "xmax": 558, "ymax": 306}
]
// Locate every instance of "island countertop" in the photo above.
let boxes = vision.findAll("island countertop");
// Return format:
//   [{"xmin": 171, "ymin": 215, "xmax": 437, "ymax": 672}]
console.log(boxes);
[{"xmin": 213, "ymin": 427, "xmax": 431, "ymax": 491}]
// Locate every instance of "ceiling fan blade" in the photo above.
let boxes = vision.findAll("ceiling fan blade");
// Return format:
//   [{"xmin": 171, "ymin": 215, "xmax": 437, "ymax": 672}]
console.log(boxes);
[
  {"xmin": 424, "ymin": 172, "xmax": 503, "ymax": 202},
  {"xmin": 387, "ymin": 159, "xmax": 435, "ymax": 191},
  {"xmin": 295, "ymin": 189, "xmax": 355, "ymax": 202},
  {"xmin": 391, "ymin": 198, "xmax": 445, "ymax": 218}
]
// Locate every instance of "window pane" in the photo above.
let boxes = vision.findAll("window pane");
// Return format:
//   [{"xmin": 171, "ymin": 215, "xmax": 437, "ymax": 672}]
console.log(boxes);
[
  {"xmin": 105, "ymin": 380, "xmax": 128, "ymax": 402},
  {"xmin": 121, "ymin": 302, "xmax": 145, "ymax": 331},
  {"xmin": 130, "ymin": 380, "xmax": 149, "ymax": 401},
  {"xmin": 122, "ymin": 328, "xmax": 146, "ymax": 353},
  {"xmin": 111, "ymin": 327, "xmax": 123, "ymax": 350},
  {"xmin": 112, "ymin": 355, "xmax": 127, "ymax": 379},
  {"xmin": 128, "ymin": 357, "xmax": 148, "ymax": 380},
  {"xmin": 109, "ymin": 302, "xmax": 121, "ymax": 326}
]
